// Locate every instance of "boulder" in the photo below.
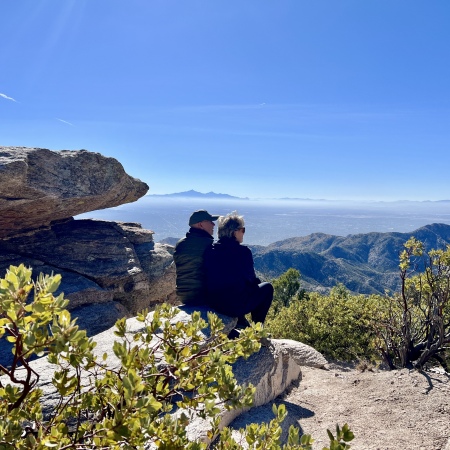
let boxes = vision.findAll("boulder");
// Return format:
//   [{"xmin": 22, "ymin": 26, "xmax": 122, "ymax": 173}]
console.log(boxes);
[
  {"xmin": 1, "ymin": 219, "xmax": 173, "ymax": 312},
  {"xmin": 0, "ymin": 219, "xmax": 175, "ymax": 340},
  {"xmin": 182, "ymin": 311, "xmax": 327, "ymax": 444},
  {"xmin": 0, "ymin": 148, "xmax": 176, "ymax": 365},
  {"xmin": 0, "ymin": 147, "xmax": 149, "ymax": 239}
]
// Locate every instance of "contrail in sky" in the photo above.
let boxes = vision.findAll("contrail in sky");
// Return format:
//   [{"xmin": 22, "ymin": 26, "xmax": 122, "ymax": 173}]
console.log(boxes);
[
  {"xmin": 56, "ymin": 118, "xmax": 74, "ymax": 126},
  {"xmin": 0, "ymin": 93, "xmax": 16, "ymax": 102}
]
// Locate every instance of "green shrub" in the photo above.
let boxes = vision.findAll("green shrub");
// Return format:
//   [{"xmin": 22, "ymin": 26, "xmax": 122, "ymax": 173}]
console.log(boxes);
[
  {"xmin": 372, "ymin": 238, "xmax": 450, "ymax": 370},
  {"xmin": 0, "ymin": 264, "xmax": 353, "ymax": 449},
  {"xmin": 267, "ymin": 281, "xmax": 386, "ymax": 363},
  {"xmin": 267, "ymin": 236, "xmax": 450, "ymax": 370},
  {"xmin": 271, "ymin": 268, "xmax": 303, "ymax": 314}
]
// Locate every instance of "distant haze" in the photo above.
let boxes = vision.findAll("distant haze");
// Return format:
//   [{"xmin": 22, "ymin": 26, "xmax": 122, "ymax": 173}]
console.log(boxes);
[
  {"xmin": 77, "ymin": 194, "xmax": 450, "ymax": 246},
  {"xmin": 146, "ymin": 190, "xmax": 450, "ymax": 203},
  {"xmin": 147, "ymin": 190, "xmax": 246, "ymax": 200}
]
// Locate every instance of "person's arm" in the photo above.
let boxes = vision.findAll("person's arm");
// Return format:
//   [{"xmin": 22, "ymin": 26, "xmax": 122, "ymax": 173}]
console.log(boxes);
[{"xmin": 241, "ymin": 246, "xmax": 258, "ymax": 283}]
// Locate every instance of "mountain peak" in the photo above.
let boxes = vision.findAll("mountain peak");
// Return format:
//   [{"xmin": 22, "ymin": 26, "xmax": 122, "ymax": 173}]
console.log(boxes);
[{"xmin": 148, "ymin": 190, "xmax": 246, "ymax": 199}]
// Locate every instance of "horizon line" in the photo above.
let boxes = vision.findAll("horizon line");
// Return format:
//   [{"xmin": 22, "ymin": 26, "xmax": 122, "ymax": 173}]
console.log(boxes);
[{"xmin": 145, "ymin": 191, "xmax": 450, "ymax": 203}]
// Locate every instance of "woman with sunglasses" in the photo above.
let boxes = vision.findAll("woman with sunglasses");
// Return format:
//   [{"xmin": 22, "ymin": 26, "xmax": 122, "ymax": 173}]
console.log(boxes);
[{"xmin": 204, "ymin": 211, "xmax": 273, "ymax": 335}]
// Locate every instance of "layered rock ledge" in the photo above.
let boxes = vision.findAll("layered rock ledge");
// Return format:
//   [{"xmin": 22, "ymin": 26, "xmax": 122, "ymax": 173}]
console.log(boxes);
[{"xmin": 0, "ymin": 148, "xmax": 176, "ymax": 363}]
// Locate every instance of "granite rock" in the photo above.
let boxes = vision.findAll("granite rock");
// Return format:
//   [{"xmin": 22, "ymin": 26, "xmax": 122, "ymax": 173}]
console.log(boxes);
[{"xmin": 0, "ymin": 147, "xmax": 149, "ymax": 238}]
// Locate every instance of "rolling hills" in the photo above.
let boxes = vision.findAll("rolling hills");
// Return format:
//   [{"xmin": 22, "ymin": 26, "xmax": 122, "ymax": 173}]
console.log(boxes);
[{"xmin": 251, "ymin": 223, "xmax": 450, "ymax": 294}]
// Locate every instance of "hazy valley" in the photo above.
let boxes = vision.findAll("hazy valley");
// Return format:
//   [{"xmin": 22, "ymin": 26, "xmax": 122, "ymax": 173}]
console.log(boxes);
[{"xmin": 78, "ymin": 192, "xmax": 450, "ymax": 295}]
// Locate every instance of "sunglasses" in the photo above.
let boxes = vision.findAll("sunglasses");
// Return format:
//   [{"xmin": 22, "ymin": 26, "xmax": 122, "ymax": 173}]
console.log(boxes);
[{"xmin": 237, "ymin": 227, "xmax": 246, "ymax": 233}]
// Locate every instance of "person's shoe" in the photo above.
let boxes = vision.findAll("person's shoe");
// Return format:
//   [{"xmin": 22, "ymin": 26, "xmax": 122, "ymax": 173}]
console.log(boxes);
[
  {"xmin": 259, "ymin": 336, "xmax": 271, "ymax": 347},
  {"xmin": 236, "ymin": 316, "xmax": 250, "ymax": 329},
  {"xmin": 227, "ymin": 328, "xmax": 240, "ymax": 339}
]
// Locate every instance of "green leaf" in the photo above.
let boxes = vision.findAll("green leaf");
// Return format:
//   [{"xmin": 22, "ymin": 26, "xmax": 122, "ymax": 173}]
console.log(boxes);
[{"xmin": 46, "ymin": 274, "xmax": 62, "ymax": 293}]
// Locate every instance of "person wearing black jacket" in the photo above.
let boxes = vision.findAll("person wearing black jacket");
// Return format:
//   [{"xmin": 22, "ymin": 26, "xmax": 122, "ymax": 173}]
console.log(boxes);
[
  {"xmin": 174, "ymin": 209, "xmax": 219, "ymax": 306},
  {"xmin": 204, "ymin": 212, "xmax": 273, "ymax": 329}
]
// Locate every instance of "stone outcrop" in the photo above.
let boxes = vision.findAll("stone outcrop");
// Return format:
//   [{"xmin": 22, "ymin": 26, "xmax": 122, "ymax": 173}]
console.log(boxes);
[
  {"xmin": 0, "ymin": 148, "xmax": 176, "ymax": 364},
  {"xmin": 0, "ymin": 147, "xmax": 149, "ymax": 239},
  {"xmin": 1, "ymin": 219, "xmax": 175, "ymax": 313},
  {"xmin": 179, "ymin": 308, "xmax": 327, "ymax": 444}
]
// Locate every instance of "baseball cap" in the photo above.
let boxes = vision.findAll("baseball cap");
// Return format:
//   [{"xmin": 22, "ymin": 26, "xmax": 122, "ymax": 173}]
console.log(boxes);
[{"xmin": 189, "ymin": 210, "xmax": 220, "ymax": 226}]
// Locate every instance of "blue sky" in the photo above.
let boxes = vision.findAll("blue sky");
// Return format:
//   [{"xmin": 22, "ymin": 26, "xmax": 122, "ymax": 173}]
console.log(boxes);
[{"xmin": 1, "ymin": 1, "xmax": 450, "ymax": 201}]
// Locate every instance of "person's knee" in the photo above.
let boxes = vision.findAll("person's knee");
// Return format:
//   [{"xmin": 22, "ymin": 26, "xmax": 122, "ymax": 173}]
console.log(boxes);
[{"xmin": 260, "ymin": 282, "xmax": 274, "ymax": 298}]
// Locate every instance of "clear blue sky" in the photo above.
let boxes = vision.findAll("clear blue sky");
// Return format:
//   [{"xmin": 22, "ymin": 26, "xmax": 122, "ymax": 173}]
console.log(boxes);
[{"xmin": 1, "ymin": 1, "xmax": 450, "ymax": 201}]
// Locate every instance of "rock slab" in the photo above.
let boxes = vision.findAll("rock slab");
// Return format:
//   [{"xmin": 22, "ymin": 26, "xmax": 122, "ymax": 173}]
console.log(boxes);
[
  {"xmin": 0, "ymin": 147, "xmax": 149, "ymax": 238},
  {"xmin": 0, "ymin": 147, "xmax": 176, "ymax": 365}
]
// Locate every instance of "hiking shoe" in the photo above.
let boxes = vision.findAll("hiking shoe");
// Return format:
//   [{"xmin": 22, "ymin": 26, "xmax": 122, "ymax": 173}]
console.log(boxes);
[{"xmin": 236, "ymin": 316, "xmax": 250, "ymax": 329}]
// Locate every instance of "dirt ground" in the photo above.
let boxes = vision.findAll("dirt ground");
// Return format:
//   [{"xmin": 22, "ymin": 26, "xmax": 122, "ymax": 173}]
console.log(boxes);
[{"xmin": 281, "ymin": 362, "xmax": 450, "ymax": 450}]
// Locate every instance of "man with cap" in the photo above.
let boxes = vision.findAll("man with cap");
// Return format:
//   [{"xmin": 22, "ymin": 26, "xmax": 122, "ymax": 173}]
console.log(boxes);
[{"xmin": 173, "ymin": 209, "xmax": 219, "ymax": 306}]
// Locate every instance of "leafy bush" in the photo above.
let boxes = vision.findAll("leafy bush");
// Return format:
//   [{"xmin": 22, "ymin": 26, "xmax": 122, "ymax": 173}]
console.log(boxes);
[
  {"xmin": 373, "ymin": 237, "xmax": 450, "ymax": 370},
  {"xmin": 0, "ymin": 264, "xmax": 353, "ymax": 449},
  {"xmin": 268, "ymin": 237, "xmax": 450, "ymax": 370},
  {"xmin": 270, "ymin": 268, "xmax": 303, "ymax": 314},
  {"xmin": 267, "ymin": 282, "xmax": 385, "ymax": 362}
]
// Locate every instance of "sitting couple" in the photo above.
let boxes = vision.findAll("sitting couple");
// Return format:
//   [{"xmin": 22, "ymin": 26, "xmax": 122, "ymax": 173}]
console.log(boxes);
[{"xmin": 173, "ymin": 209, "xmax": 273, "ymax": 334}]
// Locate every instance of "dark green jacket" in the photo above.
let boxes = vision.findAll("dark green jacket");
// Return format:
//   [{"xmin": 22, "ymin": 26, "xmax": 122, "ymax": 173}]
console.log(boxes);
[{"xmin": 173, "ymin": 227, "xmax": 214, "ymax": 305}]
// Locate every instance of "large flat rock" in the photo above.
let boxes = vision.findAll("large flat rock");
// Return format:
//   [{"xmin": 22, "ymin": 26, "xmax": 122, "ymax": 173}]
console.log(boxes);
[{"xmin": 0, "ymin": 147, "xmax": 149, "ymax": 238}]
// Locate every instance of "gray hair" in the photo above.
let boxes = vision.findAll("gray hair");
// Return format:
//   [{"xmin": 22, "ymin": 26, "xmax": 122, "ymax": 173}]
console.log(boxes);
[{"xmin": 218, "ymin": 211, "xmax": 245, "ymax": 239}]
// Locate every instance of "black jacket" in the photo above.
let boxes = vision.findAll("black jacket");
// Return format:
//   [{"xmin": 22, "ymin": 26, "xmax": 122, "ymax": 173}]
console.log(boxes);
[
  {"xmin": 204, "ymin": 237, "xmax": 259, "ymax": 308},
  {"xmin": 173, "ymin": 228, "xmax": 214, "ymax": 305}
]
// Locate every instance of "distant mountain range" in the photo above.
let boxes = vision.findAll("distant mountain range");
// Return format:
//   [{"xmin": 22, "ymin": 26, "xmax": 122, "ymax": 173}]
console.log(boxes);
[
  {"xmin": 250, "ymin": 223, "xmax": 450, "ymax": 295},
  {"xmin": 147, "ymin": 190, "xmax": 247, "ymax": 200},
  {"xmin": 162, "ymin": 223, "xmax": 450, "ymax": 295},
  {"xmin": 148, "ymin": 190, "xmax": 450, "ymax": 203}
]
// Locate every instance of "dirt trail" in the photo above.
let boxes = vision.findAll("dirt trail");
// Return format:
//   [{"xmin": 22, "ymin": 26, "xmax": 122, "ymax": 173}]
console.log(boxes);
[{"xmin": 283, "ymin": 363, "xmax": 450, "ymax": 450}]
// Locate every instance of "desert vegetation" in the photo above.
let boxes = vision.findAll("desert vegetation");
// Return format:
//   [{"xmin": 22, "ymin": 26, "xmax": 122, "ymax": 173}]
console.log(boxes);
[
  {"xmin": 1, "ymin": 236, "xmax": 447, "ymax": 448},
  {"xmin": 0, "ymin": 265, "xmax": 353, "ymax": 449},
  {"xmin": 266, "ymin": 238, "xmax": 450, "ymax": 371}
]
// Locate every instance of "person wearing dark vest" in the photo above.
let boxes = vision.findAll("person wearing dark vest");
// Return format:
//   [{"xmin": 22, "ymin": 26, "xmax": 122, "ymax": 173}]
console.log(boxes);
[
  {"xmin": 173, "ymin": 209, "xmax": 219, "ymax": 306},
  {"xmin": 204, "ymin": 211, "xmax": 273, "ymax": 334}
]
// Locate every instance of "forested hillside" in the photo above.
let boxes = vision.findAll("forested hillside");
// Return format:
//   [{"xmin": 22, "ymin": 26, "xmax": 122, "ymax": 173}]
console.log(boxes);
[{"xmin": 251, "ymin": 223, "xmax": 450, "ymax": 294}]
